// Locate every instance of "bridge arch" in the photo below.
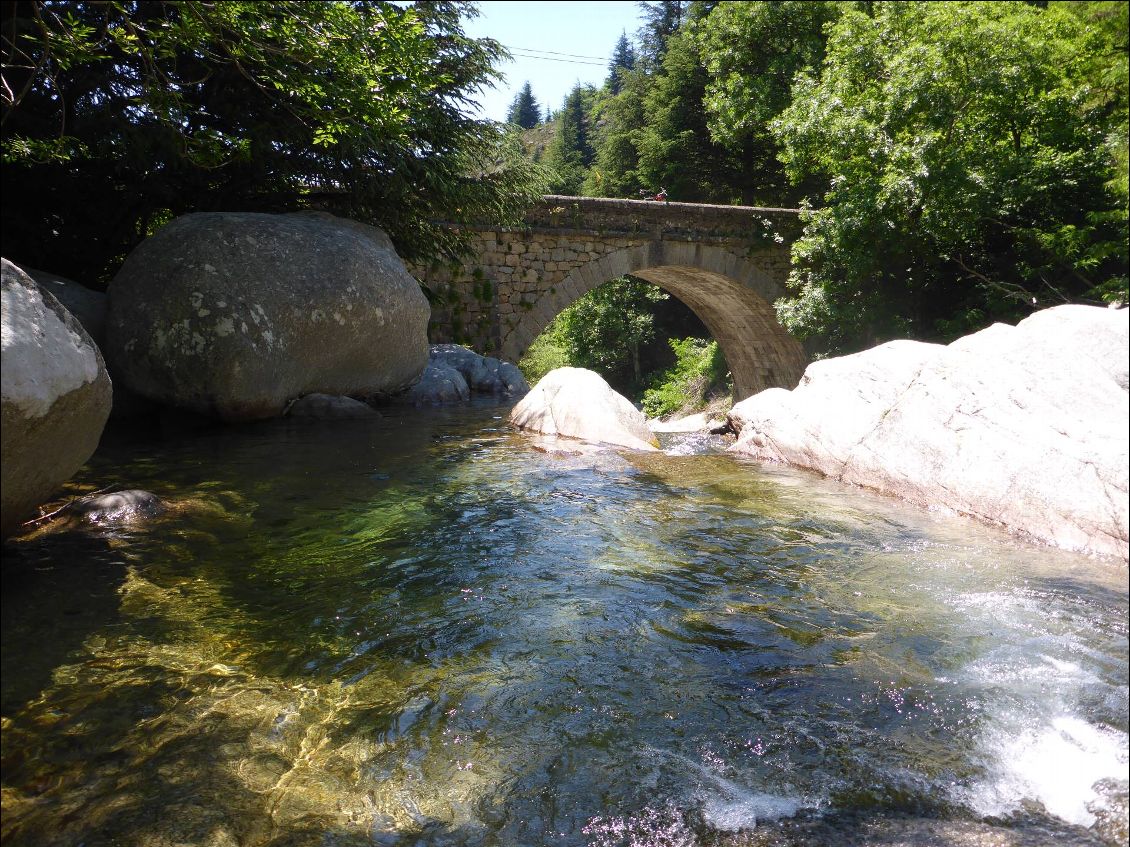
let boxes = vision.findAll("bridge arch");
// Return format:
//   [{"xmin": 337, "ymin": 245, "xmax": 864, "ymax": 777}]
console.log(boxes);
[
  {"xmin": 411, "ymin": 195, "xmax": 810, "ymax": 401},
  {"xmin": 504, "ymin": 242, "xmax": 806, "ymax": 400}
]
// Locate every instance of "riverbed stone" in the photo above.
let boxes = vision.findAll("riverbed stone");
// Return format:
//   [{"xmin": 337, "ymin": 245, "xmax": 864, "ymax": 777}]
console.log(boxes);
[
  {"xmin": 729, "ymin": 304, "xmax": 1130, "ymax": 560},
  {"xmin": 400, "ymin": 362, "xmax": 471, "ymax": 405},
  {"xmin": 430, "ymin": 344, "xmax": 530, "ymax": 395},
  {"xmin": 286, "ymin": 393, "xmax": 380, "ymax": 419},
  {"xmin": 510, "ymin": 367, "xmax": 659, "ymax": 451},
  {"xmin": 105, "ymin": 211, "xmax": 430, "ymax": 422},
  {"xmin": 1, "ymin": 258, "xmax": 113, "ymax": 537},
  {"xmin": 69, "ymin": 489, "xmax": 168, "ymax": 525},
  {"xmin": 395, "ymin": 344, "xmax": 528, "ymax": 405}
]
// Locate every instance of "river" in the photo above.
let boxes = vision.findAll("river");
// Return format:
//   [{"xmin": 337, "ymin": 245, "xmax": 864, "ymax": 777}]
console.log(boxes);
[{"xmin": 1, "ymin": 401, "xmax": 1126, "ymax": 846}]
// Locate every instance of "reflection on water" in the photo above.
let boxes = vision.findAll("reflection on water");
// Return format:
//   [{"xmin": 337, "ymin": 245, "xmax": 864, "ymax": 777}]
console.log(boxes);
[{"xmin": 1, "ymin": 402, "xmax": 1126, "ymax": 847}]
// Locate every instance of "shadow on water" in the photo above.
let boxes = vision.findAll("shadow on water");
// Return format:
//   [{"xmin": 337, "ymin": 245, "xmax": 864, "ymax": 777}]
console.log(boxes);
[{"xmin": 1, "ymin": 532, "xmax": 129, "ymax": 717}]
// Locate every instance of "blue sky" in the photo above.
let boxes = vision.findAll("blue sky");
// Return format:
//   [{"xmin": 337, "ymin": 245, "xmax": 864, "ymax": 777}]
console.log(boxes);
[{"xmin": 460, "ymin": 1, "xmax": 645, "ymax": 122}]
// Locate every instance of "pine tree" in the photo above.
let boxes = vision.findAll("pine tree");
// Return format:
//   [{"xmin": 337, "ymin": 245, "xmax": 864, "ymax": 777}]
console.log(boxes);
[
  {"xmin": 638, "ymin": 0, "xmax": 688, "ymax": 66},
  {"xmin": 506, "ymin": 81, "xmax": 541, "ymax": 129},
  {"xmin": 636, "ymin": 22, "xmax": 738, "ymax": 202},
  {"xmin": 547, "ymin": 84, "xmax": 596, "ymax": 194},
  {"xmin": 607, "ymin": 31, "xmax": 637, "ymax": 95}
]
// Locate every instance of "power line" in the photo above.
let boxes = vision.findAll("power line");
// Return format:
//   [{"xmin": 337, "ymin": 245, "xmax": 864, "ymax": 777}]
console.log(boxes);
[
  {"xmin": 507, "ymin": 50, "xmax": 607, "ymax": 67},
  {"xmin": 504, "ymin": 44, "xmax": 609, "ymax": 61}
]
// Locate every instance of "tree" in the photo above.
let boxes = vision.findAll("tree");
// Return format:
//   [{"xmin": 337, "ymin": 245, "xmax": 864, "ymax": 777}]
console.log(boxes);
[
  {"xmin": 635, "ymin": 21, "xmax": 739, "ymax": 202},
  {"xmin": 587, "ymin": 68, "xmax": 649, "ymax": 197},
  {"xmin": 695, "ymin": 0, "xmax": 842, "ymax": 205},
  {"xmin": 546, "ymin": 83, "xmax": 596, "ymax": 195},
  {"xmin": 606, "ymin": 30, "xmax": 637, "ymax": 95},
  {"xmin": 637, "ymin": 0, "xmax": 689, "ymax": 68},
  {"xmin": 1053, "ymin": 1, "xmax": 1129, "ymax": 201},
  {"xmin": 552, "ymin": 276, "xmax": 668, "ymax": 394},
  {"xmin": 1, "ymin": 1, "xmax": 549, "ymax": 285},
  {"xmin": 506, "ymin": 81, "xmax": 541, "ymax": 129},
  {"xmin": 771, "ymin": 2, "xmax": 1128, "ymax": 353}
]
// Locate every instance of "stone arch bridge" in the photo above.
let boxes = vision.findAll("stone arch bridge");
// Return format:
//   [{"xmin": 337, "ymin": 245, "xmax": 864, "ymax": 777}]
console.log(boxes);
[{"xmin": 410, "ymin": 195, "xmax": 808, "ymax": 400}]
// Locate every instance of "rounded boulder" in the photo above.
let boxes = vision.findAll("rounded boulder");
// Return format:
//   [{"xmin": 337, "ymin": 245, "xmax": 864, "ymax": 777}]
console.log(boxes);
[
  {"xmin": 2, "ymin": 259, "xmax": 112, "ymax": 537},
  {"xmin": 105, "ymin": 212, "xmax": 429, "ymax": 421},
  {"xmin": 510, "ymin": 367, "xmax": 659, "ymax": 451}
]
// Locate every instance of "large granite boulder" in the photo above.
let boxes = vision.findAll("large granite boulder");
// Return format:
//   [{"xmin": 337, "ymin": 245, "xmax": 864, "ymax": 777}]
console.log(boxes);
[
  {"xmin": 729, "ymin": 305, "xmax": 1129, "ymax": 559},
  {"xmin": 105, "ymin": 211, "xmax": 429, "ymax": 422},
  {"xmin": 510, "ymin": 367, "xmax": 659, "ymax": 451},
  {"xmin": 1, "ymin": 259, "xmax": 113, "ymax": 537}
]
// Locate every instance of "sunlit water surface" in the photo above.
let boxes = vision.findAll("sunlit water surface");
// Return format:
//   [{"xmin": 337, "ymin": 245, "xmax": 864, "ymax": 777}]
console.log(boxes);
[{"xmin": 2, "ymin": 402, "xmax": 1127, "ymax": 847}]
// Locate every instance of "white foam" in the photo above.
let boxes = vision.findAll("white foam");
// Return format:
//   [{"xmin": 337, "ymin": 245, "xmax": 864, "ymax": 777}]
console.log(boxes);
[
  {"xmin": 638, "ymin": 744, "xmax": 810, "ymax": 832},
  {"xmin": 701, "ymin": 791, "xmax": 801, "ymax": 831},
  {"xmin": 960, "ymin": 715, "xmax": 1129, "ymax": 826}
]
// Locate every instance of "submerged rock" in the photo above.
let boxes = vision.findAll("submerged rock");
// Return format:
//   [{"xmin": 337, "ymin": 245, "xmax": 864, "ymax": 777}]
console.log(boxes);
[
  {"xmin": 1, "ymin": 259, "xmax": 113, "ymax": 537},
  {"xmin": 729, "ymin": 304, "xmax": 1129, "ymax": 560},
  {"xmin": 510, "ymin": 367, "xmax": 659, "ymax": 451},
  {"xmin": 69, "ymin": 489, "xmax": 167, "ymax": 525},
  {"xmin": 286, "ymin": 393, "xmax": 379, "ymax": 419},
  {"xmin": 104, "ymin": 211, "xmax": 430, "ymax": 422}
]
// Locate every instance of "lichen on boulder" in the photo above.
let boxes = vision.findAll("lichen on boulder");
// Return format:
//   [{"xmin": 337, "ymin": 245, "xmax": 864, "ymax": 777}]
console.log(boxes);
[{"xmin": 104, "ymin": 211, "xmax": 430, "ymax": 422}]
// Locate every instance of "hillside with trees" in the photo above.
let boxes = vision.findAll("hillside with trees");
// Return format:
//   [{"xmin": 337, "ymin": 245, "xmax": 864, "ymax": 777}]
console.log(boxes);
[{"xmin": 3, "ymin": 1, "xmax": 1126, "ymax": 416}]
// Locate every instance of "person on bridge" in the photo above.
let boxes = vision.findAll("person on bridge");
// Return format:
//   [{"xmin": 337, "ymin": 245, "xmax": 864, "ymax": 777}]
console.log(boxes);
[{"xmin": 656, "ymin": 187, "xmax": 668, "ymax": 203}]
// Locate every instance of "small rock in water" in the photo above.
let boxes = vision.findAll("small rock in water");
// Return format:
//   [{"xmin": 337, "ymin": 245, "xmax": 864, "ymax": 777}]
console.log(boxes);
[{"xmin": 70, "ymin": 489, "xmax": 167, "ymax": 525}]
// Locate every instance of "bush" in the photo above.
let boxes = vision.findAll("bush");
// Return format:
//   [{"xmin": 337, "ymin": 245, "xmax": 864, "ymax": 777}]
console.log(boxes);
[
  {"xmin": 642, "ymin": 337, "xmax": 730, "ymax": 419},
  {"xmin": 517, "ymin": 319, "xmax": 571, "ymax": 385}
]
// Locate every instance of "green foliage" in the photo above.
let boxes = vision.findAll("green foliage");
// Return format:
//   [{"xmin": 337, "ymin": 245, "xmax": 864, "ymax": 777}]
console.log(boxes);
[
  {"xmin": 771, "ymin": 1, "xmax": 1129, "ymax": 352},
  {"xmin": 642, "ymin": 337, "xmax": 730, "ymax": 419},
  {"xmin": 585, "ymin": 69, "xmax": 649, "ymax": 197},
  {"xmin": 1053, "ymin": 1, "xmax": 1129, "ymax": 201},
  {"xmin": 507, "ymin": 81, "xmax": 542, "ymax": 129},
  {"xmin": 545, "ymin": 276, "xmax": 668, "ymax": 396},
  {"xmin": 519, "ymin": 276, "xmax": 714, "ymax": 399},
  {"xmin": 517, "ymin": 325, "xmax": 571, "ymax": 386},
  {"xmin": 638, "ymin": 1, "xmax": 690, "ymax": 68},
  {"xmin": 696, "ymin": 0, "xmax": 842, "ymax": 205},
  {"xmin": 1, "ymin": 1, "xmax": 549, "ymax": 284},
  {"xmin": 607, "ymin": 31, "xmax": 637, "ymax": 95},
  {"xmin": 635, "ymin": 21, "xmax": 739, "ymax": 202},
  {"xmin": 546, "ymin": 84, "xmax": 597, "ymax": 195}
]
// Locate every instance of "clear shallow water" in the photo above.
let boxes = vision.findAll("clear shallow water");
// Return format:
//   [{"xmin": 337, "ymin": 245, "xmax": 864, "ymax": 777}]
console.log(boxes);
[{"xmin": 1, "ymin": 402, "xmax": 1126, "ymax": 847}]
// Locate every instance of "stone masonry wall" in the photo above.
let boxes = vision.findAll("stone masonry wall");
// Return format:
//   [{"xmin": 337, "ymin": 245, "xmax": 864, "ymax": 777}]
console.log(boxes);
[{"xmin": 408, "ymin": 196, "xmax": 801, "ymax": 363}]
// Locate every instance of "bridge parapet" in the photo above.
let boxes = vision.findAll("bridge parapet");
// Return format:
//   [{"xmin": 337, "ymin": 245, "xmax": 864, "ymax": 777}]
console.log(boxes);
[{"xmin": 506, "ymin": 195, "xmax": 803, "ymax": 244}]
